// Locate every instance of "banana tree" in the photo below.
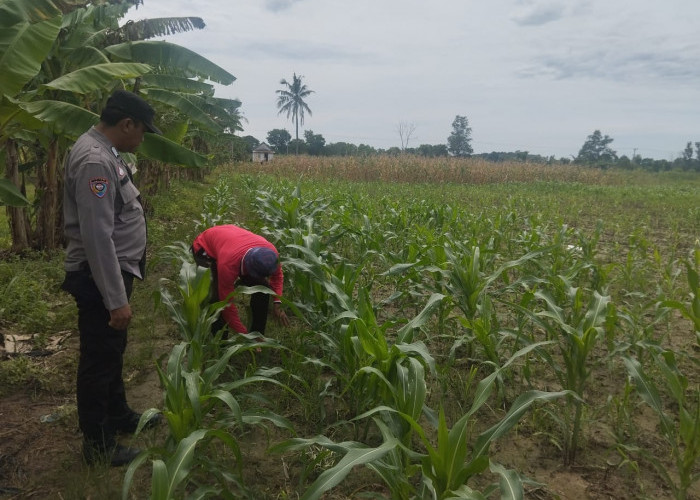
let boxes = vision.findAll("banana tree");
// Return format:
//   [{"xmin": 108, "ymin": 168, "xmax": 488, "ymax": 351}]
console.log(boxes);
[
  {"xmin": 1, "ymin": 0, "xmax": 236, "ymax": 251},
  {"xmin": 0, "ymin": 0, "xmax": 62, "ymax": 246}
]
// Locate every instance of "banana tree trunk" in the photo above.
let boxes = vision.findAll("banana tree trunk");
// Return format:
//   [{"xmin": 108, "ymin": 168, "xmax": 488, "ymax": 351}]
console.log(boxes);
[
  {"xmin": 36, "ymin": 138, "xmax": 62, "ymax": 249},
  {"xmin": 5, "ymin": 139, "xmax": 32, "ymax": 252}
]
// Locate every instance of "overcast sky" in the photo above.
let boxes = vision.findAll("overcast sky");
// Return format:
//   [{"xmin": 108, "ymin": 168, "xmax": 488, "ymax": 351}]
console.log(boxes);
[{"xmin": 123, "ymin": 0, "xmax": 700, "ymax": 160}]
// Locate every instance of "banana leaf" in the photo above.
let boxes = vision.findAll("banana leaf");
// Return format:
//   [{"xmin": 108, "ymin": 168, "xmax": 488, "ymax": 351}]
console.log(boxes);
[
  {"xmin": 106, "ymin": 40, "xmax": 235, "ymax": 85},
  {"xmin": 0, "ymin": 0, "xmax": 82, "ymax": 28},
  {"xmin": 0, "ymin": 15, "xmax": 61, "ymax": 96},
  {"xmin": 17, "ymin": 99, "xmax": 98, "ymax": 137},
  {"xmin": 0, "ymin": 178, "xmax": 31, "ymax": 207},
  {"xmin": 141, "ymin": 74, "xmax": 214, "ymax": 93},
  {"xmin": 41, "ymin": 62, "xmax": 153, "ymax": 94},
  {"xmin": 144, "ymin": 88, "xmax": 221, "ymax": 131},
  {"xmin": 139, "ymin": 133, "xmax": 209, "ymax": 168}
]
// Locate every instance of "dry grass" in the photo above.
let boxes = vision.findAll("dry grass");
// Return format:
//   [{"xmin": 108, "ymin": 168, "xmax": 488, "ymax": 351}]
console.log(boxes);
[{"xmin": 237, "ymin": 154, "xmax": 624, "ymax": 185}]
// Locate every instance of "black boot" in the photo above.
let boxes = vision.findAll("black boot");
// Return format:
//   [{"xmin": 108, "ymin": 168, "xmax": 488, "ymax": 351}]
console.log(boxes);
[
  {"xmin": 110, "ymin": 410, "xmax": 164, "ymax": 435},
  {"xmin": 83, "ymin": 439, "xmax": 141, "ymax": 467}
]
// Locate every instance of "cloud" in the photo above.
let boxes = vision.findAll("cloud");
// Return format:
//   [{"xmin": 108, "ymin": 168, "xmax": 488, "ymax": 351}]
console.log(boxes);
[
  {"xmin": 241, "ymin": 40, "xmax": 375, "ymax": 63},
  {"xmin": 265, "ymin": 0, "xmax": 304, "ymax": 12},
  {"xmin": 518, "ymin": 39, "xmax": 700, "ymax": 83},
  {"xmin": 511, "ymin": 1, "xmax": 566, "ymax": 26}
]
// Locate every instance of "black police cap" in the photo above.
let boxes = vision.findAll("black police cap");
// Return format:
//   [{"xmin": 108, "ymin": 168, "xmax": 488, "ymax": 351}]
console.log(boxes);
[{"xmin": 105, "ymin": 90, "xmax": 162, "ymax": 134}]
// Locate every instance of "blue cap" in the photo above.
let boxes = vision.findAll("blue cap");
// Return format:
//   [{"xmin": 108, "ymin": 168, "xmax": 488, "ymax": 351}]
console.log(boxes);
[{"xmin": 243, "ymin": 247, "xmax": 279, "ymax": 279}]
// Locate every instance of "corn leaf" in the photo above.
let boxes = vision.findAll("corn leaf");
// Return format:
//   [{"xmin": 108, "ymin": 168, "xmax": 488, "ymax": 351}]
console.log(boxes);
[
  {"xmin": 581, "ymin": 291, "xmax": 610, "ymax": 333},
  {"xmin": 396, "ymin": 357, "xmax": 426, "ymax": 421},
  {"xmin": 489, "ymin": 461, "xmax": 523, "ymax": 500},
  {"xmin": 300, "ymin": 438, "xmax": 399, "ymax": 500},
  {"xmin": 443, "ymin": 484, "xmax": 489, "ymax": 499},
  {"xmin": 183, "ymin": 371, "xmax": 202, "ymax": 422},
  {"xmin": 397, "ymin": 293, "xmax": 445, "ymax": 343},
  {"xmin": 150, "ymin": 459, "xmax": 169, "ymax": 500},
  {"xmin": 121, "ymin": 451, "xmax": 153, "ymax": 500},
  {"xmin": 473, "ymin": 390, "xmax": 570, "ymax": 459},
  {"xmin": 623, "ymin": 356, "xmax": 674, "ymax": 435},
  {"xmin": 164, "ymin": 429, "xmax": 209, "ymax": 497}
]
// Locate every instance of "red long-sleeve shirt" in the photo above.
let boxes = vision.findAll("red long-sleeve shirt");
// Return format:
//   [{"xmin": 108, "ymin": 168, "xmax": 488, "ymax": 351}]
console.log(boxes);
[{"xmin": 192, "ymin": 225, "xmax": 283, "ymax": 333}]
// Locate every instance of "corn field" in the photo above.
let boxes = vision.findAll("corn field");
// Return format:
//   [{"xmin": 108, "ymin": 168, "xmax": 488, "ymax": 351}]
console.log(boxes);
[{"xmin": 124, "ymin": 159, "xmax": 699, "ymax": 500}]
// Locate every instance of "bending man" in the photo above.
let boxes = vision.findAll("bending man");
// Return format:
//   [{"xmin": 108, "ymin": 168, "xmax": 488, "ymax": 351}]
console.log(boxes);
[{"xmin": 191, "ymin": 224, "xmax": 290, "ymax": 335}]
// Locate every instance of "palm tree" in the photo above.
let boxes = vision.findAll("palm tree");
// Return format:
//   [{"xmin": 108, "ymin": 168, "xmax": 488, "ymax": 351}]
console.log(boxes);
[{"xmin": 276, "ymin": 73, "xmax": 313, "ymax": 154}]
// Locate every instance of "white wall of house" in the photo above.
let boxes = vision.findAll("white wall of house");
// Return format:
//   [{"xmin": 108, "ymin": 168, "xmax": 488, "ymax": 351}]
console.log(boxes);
[
  {"xmin": 252, "ymin": 150, "xmax": 274, "ymax": 162},
  {"xmin": 252, "ymin": 144, "xmax": 274, "ymax": 162}
]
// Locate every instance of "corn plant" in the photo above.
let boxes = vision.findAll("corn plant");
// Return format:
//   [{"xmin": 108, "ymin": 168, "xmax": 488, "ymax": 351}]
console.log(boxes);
[
  {"xmin": 156, "ymin": 260, "xmax": 229, "ymax": 370},
  {"xmin": 193, "ymin": 177, "xmax": 236, "ymax": 233},
  {"xmin": 512, "ymin": 281, "xmax": 611, "ymax": 464},
  {"xmin": 326, "ymin": 289, "xmax": 442, "ymax": 428},
  {"xmin": 410, "ymin": 344, "xmax": 567, "ymax": 499},
  {"xmin": 623, "ymin": 351, "xmax": 700, "ymax": 500},
  {"xmin": 271, "ymin": 343, "xmax": 568, "ymax": 499},
  {"xmin": 154, "ymin": 341, "xmax": 251, "ymax": 443},
  {"xmin": 660, "ymin": 245, "xmax": 700, "ymax": 346},
  {"xmin": 254, "ymin": 184, "xmax": 329, "ymax": 233},
  {"xmin": 123, "ymin": 428, "xmax": 242, "ymax": 500},
  {"xmin": 126, "ymin": 255, "xmax": 297, "ymax": 498},
  {"xmin": 122, "ymin": 342, "xmax": 245, "ymax": 498},
  {"xmin": 270, "ymin": 425, "xmax": 402, "ymax": 500}
]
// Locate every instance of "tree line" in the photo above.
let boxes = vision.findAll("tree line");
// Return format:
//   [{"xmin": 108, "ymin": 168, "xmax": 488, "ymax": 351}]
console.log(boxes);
[
  {"xmin": 238, "ymin": 121, "xmax": 700, "ymax": 173},
  {"xmin": 247, "ymin": 77, "xmax": 700, "ymax": 172}
]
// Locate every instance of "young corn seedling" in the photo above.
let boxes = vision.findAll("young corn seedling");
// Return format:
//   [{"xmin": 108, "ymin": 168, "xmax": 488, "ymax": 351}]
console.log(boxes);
[
  {"xmin": 409, "ymin": 343, "xmax": 569, "ymax": 499},
  {"xmin": 254, "ymin": 184, "xmax": 329, "ymax": 232},
  {"xmin": 513, "ymin": 279, "xmax": 611, "ymax": 464},
  {"xmin": 193, "ymin": 178, "xmax": 236, "ymax": 233},
  {"xmin": 121, "ymin": 341, "xmax": 247, "ymax": 498},
  {"xmin": 623, "ymin": 350, "xmax": 700, "ymax": 500},
  {"xmin": 332, "ymin": 288, "xmax": 441, "ymax": 432},
  {"xmin": 156, "ymin": 260, "xmax": 229, "ymax": 370},
  {"xmin": 126, "ymin": 258, "xmax": 297, "ymax": 498},
  {"xmin": 660, "ymin": 245, "xmax": 700, "ymax": 346},
  {"xmin": 123, "ymin": 427, "xmax": 243, "ymax": 500},
  {"xmin": 271, "ymin": 343, "xmax": 568, "ymax": 500}
]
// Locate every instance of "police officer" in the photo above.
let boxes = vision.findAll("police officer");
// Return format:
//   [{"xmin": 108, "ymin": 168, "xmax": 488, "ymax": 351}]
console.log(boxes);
[{"xmin": 61, "ymin": 90, "xmax": 161, "ymax": 466}]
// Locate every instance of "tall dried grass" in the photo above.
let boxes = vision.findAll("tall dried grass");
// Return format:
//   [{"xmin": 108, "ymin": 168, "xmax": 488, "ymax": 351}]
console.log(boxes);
[{"xmin": 236, "ymin": 155, "xmax": 625, "ymax": 185}]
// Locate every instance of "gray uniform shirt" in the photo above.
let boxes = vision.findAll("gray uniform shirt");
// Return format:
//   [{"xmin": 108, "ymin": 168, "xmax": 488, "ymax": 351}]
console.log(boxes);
[{"xmin": 63, "ymin": 127, "xmax": 146, "ymax": 311}]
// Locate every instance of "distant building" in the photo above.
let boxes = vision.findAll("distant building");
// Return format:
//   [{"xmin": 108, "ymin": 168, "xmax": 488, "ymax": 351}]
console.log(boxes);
[{"xmin": 252, "ymin": 143, "xmax": 274, "ymax": 163}]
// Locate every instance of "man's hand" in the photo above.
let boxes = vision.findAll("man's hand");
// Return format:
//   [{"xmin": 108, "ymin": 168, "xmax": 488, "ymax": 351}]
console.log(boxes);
[
  {"xmin": 109, "ymin": 304, "xmax": 132, "ymax": 330},
  {"xmin": 272, "ymin": 302, "xmax": 290, "ymax": 327}
]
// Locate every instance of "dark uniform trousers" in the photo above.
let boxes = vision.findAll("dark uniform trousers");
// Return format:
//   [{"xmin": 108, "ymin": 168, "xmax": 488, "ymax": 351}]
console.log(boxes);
[
  {"xmin": 62, "ymin": 267, "xmax": 134, "ymax": 446},
  {"xmin": 191, "ymin": 247, "xmax": 270, "ymax": 335}
]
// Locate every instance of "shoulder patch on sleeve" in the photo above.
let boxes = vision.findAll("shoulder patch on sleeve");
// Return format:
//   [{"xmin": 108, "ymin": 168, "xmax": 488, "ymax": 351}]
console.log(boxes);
[{"xmin": 89, "ymin": 177, "xmax": 109, "ymax": 198}]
